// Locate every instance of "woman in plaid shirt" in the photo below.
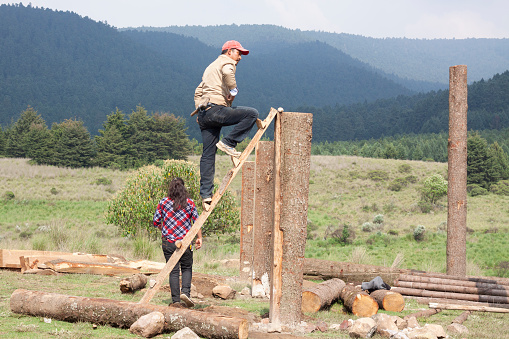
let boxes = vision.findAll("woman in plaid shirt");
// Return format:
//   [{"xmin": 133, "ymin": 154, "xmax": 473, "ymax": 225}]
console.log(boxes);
[{"xmin": 153, "ymin": 177, "xmax": 202, "ymax": 307}]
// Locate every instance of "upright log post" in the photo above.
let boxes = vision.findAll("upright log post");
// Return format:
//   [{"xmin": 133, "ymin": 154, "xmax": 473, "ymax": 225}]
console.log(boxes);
[
  {"xmin": 447, "ymin": 65, "xmax": 468, "ymax": 276},
  {"xmin": 240, "ymin": 161, "xmax": 255, "ymax": 281},
  {"xmin": 252, "ymin": 141, "xmax": 275, "ymax": 291},
  {"xmin": 270, "ymin": 112, "xmax": 313, "ymax": 326}
]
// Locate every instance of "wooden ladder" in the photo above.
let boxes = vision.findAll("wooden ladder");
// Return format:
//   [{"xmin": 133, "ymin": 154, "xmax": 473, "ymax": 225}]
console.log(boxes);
[{"xmin": 139, "ymin": 107, "xmax": 279, "ymax": 304}]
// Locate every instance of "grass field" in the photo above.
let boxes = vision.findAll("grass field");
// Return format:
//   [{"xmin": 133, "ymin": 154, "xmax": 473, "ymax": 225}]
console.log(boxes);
[{"xmin": 1, "ymin": 156, "xmax": 508, "ymax": 338}]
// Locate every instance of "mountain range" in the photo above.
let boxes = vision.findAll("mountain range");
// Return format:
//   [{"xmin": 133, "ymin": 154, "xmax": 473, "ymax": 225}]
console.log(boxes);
[{"xmin": 1, "ymin": 4, "xmax": 509, "ymax": 142}]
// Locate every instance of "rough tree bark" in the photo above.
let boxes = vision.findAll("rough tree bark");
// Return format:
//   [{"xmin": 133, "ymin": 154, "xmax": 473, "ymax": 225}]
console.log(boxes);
[
  {"xmin": 369, "ymin": 290, "xmax": 405, "ymax": 312},
  {"xmin": 404, "ymin": 308, "xmax": 441, "ymax": 320},
  {"xmin": 10, "ymin": 289, "xmax": 248, "ymax": 339},
  {"xmin": 301, "ymin": 278, "xmax": 345, "ymax": 313},
  {"xmin": 120, "ymin": 273, "xmax": 148, "ymax": 293},
  {"xmin": 447, "ymin": 64, "xmax": 468, "ymax": 276},
  {"xmin": 340, "ymin": 285, "xmax": 378, "ymax": 317},
  {"xmin": 270, "ymin": 111, "xmax": 312, "ymax": 327},
  {"xmin": 240, "ymin": 161, "xmax": 255, "ymax": 281}
]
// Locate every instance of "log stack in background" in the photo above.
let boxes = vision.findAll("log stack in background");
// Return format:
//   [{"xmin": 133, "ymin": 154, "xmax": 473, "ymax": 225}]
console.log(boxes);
[{"xmin": 392, "ymin": 272, "xmax": 509, "ymax": 309}]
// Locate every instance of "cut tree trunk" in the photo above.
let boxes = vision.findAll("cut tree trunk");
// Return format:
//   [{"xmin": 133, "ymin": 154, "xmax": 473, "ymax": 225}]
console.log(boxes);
[
  {"xmin": 120, "ymin": 273, "xmax": 148, "ymax": 293},
  {"xmin": 392, "ymin": 286, "xmax": 509, "ymax": 304},
  {"xmin": 340, "ymin": 285, "xmax": 378, "ymax": 317},
  {"xmin": 405, "ymin": 271, "xmax": 509, "ymax": 287},
  {"xmin": 394, "ymin": 280, "xmax": 509, "ymax": 297},
  {"xmin": 303, "ymin": 258, "xmax": 403, "ymax": 283},
  {"xmin": 10, "ymin": 289, "xmax": 248, "ymax": 339},
  {"xmin": 301, "ymin": 278, "xmax": 345, "ymax": 313},
  {"xmin": 369, "ymin": 290, "xmax": 405, "ymax": 312}
]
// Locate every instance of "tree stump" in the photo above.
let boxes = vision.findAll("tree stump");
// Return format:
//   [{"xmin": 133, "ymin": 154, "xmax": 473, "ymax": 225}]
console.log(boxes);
[
  {"xmin": 370, "ymin": 289, "xmax": 405, "ymax": 312},
  {"xmin": 302, "ymin": 278, "xmax": 345, "ymax": 313},
  {"xmin": 120, "ymin": 273, "xmax": 148, "ymax": 293},
  {"xmin": 340, "ymin": 285, "xmax": 378, "ymax": 317}
]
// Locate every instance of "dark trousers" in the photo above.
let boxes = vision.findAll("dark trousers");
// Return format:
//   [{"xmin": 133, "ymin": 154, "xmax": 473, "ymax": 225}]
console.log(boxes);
[
  {"xmin": 162, "ymin": 239, "xmax": 193, "ymax": 304},
  {"xmin": 198, "ymin": 105, "xmax": 259, "ymax": 198}
]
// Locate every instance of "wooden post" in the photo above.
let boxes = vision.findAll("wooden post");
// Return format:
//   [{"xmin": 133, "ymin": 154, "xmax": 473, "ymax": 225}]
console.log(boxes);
[
  {"xmin": 447, "ymin": 65, "xmax": 468, "ymax": 276},
  {"xmin": 240, "ymin": 161, "xmax": 255, "ymax": 281},
  {"xmin": 252, "ymin": 141, "xmax": 275, "ymax": 291},
  {"xmin": 270, "ymin": 112, "xmax": 313, "ymax": 326}
]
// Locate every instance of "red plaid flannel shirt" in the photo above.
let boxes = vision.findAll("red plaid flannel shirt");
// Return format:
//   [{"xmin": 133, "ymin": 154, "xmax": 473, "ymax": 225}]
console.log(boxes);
[{"xmin": 153, "ymin": 197, "xmax": 198, "ymax": 242}]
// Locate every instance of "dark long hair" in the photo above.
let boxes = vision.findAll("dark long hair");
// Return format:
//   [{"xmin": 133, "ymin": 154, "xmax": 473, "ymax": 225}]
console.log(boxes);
[{"xmin": 168, "ymin": 177, "xmax": 189, "ymax": 211}]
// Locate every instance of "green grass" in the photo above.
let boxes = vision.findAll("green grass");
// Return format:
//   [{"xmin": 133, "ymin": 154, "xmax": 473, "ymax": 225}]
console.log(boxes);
[{"xmin": 1, "ymin": 156, "xmax": 509, "ymax": 338}]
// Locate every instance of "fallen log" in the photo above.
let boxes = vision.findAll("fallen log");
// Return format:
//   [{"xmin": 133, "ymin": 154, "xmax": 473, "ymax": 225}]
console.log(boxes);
[
  {"xmin": 22, "ymin": 268, "xmax": 59, "ymax": 276},
  {"xmin": 301, "ymin": 278, "xmax": 345, "ymax": 313},
  {"xmin": 120, "ymin": 273, "xmax": 148, "ymax": 293},
  {"xmin": 340, "ymin": 284, "xmax": 378, "ymax": 317},
  {"xmin": 45, "ymin": 259, "xmax": 140, "ymax": 275},
  {"xmin": 429, "ymin": 302, "xmax": 509, "ymax": 313},
  {"xmin": 10, "ymin": 289, "xmax": 248, "ymax": 339},
  {"xmin": 392, "ymin": 286, "xmax": 509, "ymax": 304},
  {"xmin": 397, "ymin": 274, "xmax": 509, "ymax": 291},
  {"xmin": 394, "ymin": 280, "xmax": 509, "ymax": 297},
  {"xmin": 452, "ymin": 311, "xmax": 470, "ymax": 324},
  {"xmin": 404, "ymin": 308, "xmax": 441, "ymax": 320},
  {"xmin": 304, "ymin": 258, "xmax": 403, "ymax": 283},
  {"xmin": 369, "ymin": 289, "xmax": 405, "ymax": 312}
]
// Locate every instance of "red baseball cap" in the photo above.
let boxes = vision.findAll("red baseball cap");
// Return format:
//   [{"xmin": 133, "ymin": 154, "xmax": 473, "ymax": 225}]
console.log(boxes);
[{"xmin": 221, "ymin": 40, "xmax": 249, "ymax": 55}]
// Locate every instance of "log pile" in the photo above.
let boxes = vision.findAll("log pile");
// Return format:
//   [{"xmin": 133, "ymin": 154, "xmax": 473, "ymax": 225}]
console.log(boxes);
[
  {"xmin": 370, "ymin": 289, "xmax": 405, "ymax": 312},
  {"xmin": 393, "ymin": 272, "xmax": 509, "ymax": 310}
]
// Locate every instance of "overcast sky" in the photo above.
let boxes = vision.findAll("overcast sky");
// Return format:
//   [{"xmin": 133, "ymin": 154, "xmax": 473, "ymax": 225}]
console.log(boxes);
[{"xmin": 3, "ymin": 0, "xmax": 509, "ymax": 39}]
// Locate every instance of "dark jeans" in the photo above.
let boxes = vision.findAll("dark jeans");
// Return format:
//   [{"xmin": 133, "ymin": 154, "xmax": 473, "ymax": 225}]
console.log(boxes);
[
  {"xmin": 198, "ymin": 105, "xmax": 259, "ymax": 198},
  {"xmin": 162, "ymin": 239, "xmax": 193, "ymax": 304}
]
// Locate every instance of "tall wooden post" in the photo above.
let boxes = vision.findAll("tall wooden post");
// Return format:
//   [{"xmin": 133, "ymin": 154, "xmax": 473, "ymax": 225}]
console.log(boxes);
[
  {"xmin": 240, "ymin": 161, "xmax": 255, "ymax": 281},
  {"xmin": 447, "ymin": 65, "xmax": 468, "ymax": 276},
  {"xmin": 270, "ymin": 112, "xmax": 313, "ymax": 326},
  {"xmin": 252, "ymin": 141, "xmax": 275, "ymax": 292}
]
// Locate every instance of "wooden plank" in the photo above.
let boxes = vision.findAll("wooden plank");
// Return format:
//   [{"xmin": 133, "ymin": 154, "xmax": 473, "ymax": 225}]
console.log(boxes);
[
  {"xmin": 0, "ymin": 249, "xmax": 108, "ymax": 269},
  {"xmin": 139, "ymin": 107, "xmax": 279, "ymax": 304},
  {"xmin": 429, "ymin": 302, "xmax": 509, "ymax": 313},
  {"xmin": 240, "ymin": 161, "xmax": 255, "ymax": 281},
  {"xmin": 45, "ymin": 260, "xmax": 140, "ymax": 275}
]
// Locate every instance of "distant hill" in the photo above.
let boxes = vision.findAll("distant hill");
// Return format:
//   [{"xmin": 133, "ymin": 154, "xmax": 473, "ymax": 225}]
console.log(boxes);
[
  {"xmin": 140, "ymin": 24, "xmax": 509, "ymax": 89},
  {"xmin": 2, "ymin": 4, "xmax": 509, "ymax": 144}
]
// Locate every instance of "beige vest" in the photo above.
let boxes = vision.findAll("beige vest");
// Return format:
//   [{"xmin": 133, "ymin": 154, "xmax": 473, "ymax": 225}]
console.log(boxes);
[{"xmin": 194, "ymin": 54, "xmax": 237, "ymax": 108}]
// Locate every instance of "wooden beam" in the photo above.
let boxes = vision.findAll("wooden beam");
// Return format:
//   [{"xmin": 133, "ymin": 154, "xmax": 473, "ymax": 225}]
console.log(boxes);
[
  {"xmin": 430, "ymin": 302, "xmax": 509, "ymax": 313},
  {"xmin": 240, "ymin": 161, "xmax": 255, "ymax": 281},
  {"xmin": 0, "ymin": 249, "xmax": 108, "ymax": 269},
  {"xmin": 45, "ymin": 259, "xmax": 140, "ymax": 275},
  {"xmin": 139, "ymin": 107, "xmax": 278, "ymax": 304}
]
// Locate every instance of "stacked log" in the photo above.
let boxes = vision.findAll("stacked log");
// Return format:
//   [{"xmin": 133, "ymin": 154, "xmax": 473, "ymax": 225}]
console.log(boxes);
[
  {"xmin": 120, "ymin": 274, "xmax": 148, "ymax": 293},
  {"xmin": 301, "ymin": 278, "xmax": 345, "ymax": 313},
  {"xmin": 340, "ymin": 284, "xmax": 378, "ymax": 317},
  {"xmin": 393, "ymin": 272, "xmax": 509, "ymax": 309}
]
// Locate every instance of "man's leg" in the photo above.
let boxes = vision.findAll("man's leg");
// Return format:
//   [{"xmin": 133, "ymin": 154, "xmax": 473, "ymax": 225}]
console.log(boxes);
[
  {"xmin": 180, "ymin": 246, "xmax": 193, "ymax": 298},
  {"xmin": 212, "ymin": 106, "xmax": 259, "ymax": 147},
  {"xmin": 199, "ymin": 127, "xmax": 220, "ymax": 199}
]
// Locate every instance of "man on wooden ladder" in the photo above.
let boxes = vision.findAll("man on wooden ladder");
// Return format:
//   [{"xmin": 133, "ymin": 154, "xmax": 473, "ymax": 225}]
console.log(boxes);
[{"xmin": 193, "ymin": 40, "xmax": 259, "ymax": 211}]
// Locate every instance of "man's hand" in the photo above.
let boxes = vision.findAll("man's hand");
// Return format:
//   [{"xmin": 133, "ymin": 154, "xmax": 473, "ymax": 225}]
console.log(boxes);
[
  {"xmin": 227, "ymin": 93, "xmax": 235, "ymax": 103},
  {"xmin": 195, "ymin": 237, "xmax": 202, "ymax": 250}
]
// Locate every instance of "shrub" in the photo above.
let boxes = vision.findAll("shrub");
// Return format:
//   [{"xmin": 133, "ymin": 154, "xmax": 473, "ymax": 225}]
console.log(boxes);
[
  {"xmin": 404, "ymin": 175, "xmax": 418, "ymax": 184},
  {"xmin": 490, "ymin": 180, "xmax": 509, "ymax": 196},
  {"xmin": 469, "ymin": 185, "xmax": 488, "ymax": 197},
  {"xmin": 373, "ymin": 214, "xmax": 384, "ymax": 224},
  {"xmin": 417, "ymin": 200, "xmax": 433, "ymax": 213},
  {"xmin": 362, "ymin": 222, "xmax": 374, "ymax": 232},
  {"xmin": 3, "ymin": 191, "xmax": 15, "ymax": 200},
  {"xmin": 50, "ymin": 187, "xmax": 58, "ymax": 195},
  {"xmin": 367, "ymin": 170, "xmax": 389, "ymax": 182},
  {"xmin": 106, "ymin": 160, "xmax": 239, "ymax": 238},
  {"xmin": 388, "ymin": 229, "xmax": 399, "ymax": 236},
  {"xmin": 388, "ymin": 179, "xmax": 404, "ymax": 191},
  {"xmin": 420, "ymin": 174, "xmax": 448, "ymax": 204},
  {"xmin": 398, "ymin": 164, "xmax": 412, "ymax": 173},
  {"xmin": 413, "ymin": 225, "xmax": 426, "ymax": 241},
  {"xmin": 94, "ymin": 177, "xmax": 112, "ymax": 185}
]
